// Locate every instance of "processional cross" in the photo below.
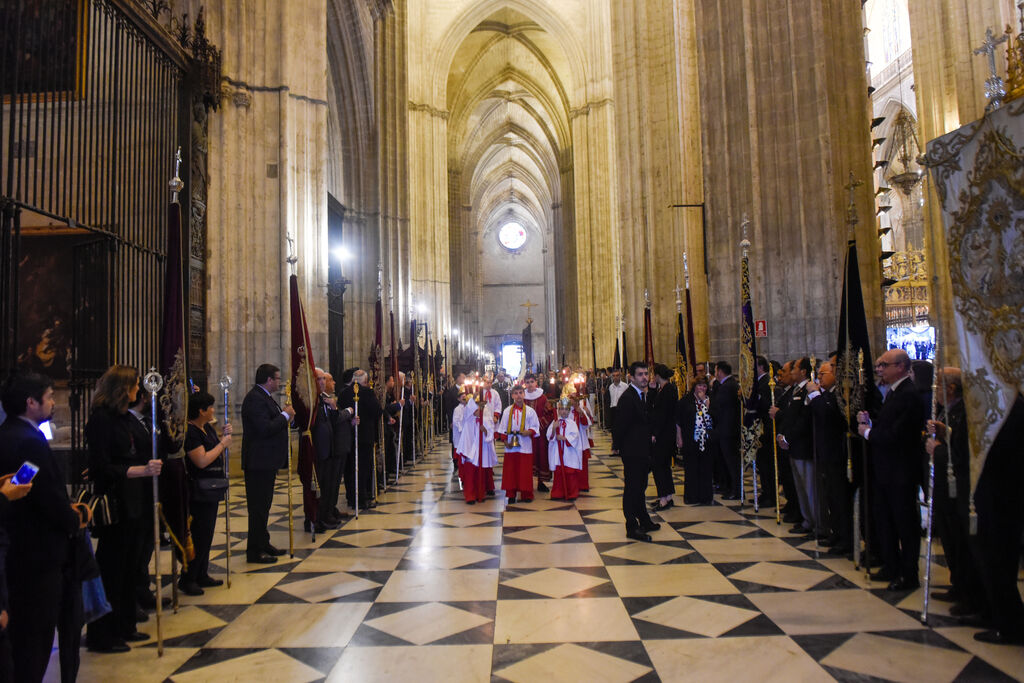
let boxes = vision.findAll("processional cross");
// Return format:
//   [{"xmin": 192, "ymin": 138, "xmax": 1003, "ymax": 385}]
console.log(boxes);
[
  {"xmin": 844, "ymin": 172, "xmax": 863, "ymax": 232},
  {"xmin": 521, "ymin": 300, "xmax": 538, "ymax": 324},
  {"xmin": 974, "ymin": 27, "xmax": 1010, "ymax": 110}
]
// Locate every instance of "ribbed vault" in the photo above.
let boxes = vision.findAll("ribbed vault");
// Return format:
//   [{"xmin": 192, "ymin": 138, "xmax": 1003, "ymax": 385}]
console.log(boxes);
[{"xmin": 447, "ymin": 6, "xmax": 575, "ymax": 370}]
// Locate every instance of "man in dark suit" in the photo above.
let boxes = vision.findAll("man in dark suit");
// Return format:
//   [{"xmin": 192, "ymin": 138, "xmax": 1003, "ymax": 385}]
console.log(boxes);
[
  {"xmin": 858, "ymin": 349, "xmax": 926, "ymax": 591},
  {"xmin": 778, "ymin": 358, "xmax": 818, "ymax": 535},
  {"xmin": 0, "ymin": 372, "xmax": 89, "ymax": 682},
  {"xmin": 310, "ymin": 368, "xmax": 345, "ymax": 533},
  {"xmin": 808, "ymin": 359, "xmax": 852, "ymax": 554},
  {"xmin": 710, "ymin": 361, "xmax": 741, "ymax": 499},
  {"xmin": 340, "ymin": 369, "xmax": 383, "ymax": 510},
  {"xmin": 241, "ymin": 364, "xmax": 295, "ymax": 563},
  {"xmin": 612, "ymin": 361, "xmax": 658, "ymax": 542}
]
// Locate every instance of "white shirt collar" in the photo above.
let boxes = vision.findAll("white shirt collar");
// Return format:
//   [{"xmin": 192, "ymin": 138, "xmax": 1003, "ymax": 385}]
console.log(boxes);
[{"xmin": 889, "ymin": 375, "xmax": 911, "ymax": 392}]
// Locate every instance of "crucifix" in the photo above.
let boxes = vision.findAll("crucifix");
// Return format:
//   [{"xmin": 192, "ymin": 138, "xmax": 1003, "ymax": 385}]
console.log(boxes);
[
  {"xmin": 973, "ymin": 27, "xmax": 1010, "ymax": 110},
  {"xmin": 520, "ymin": 299, "xmax": 538, "ymax": 324}
]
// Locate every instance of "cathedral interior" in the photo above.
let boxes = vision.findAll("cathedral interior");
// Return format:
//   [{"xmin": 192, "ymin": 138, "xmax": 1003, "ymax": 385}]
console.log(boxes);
[{"xmin": 1, "ymin": 0, "xmax": 1023, "ymax": 680}]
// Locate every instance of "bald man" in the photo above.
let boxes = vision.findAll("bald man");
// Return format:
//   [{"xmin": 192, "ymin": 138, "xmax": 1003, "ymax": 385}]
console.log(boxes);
[{"xmin": 858, "ymin": 349, "xmax": 927, "ymax": 591}]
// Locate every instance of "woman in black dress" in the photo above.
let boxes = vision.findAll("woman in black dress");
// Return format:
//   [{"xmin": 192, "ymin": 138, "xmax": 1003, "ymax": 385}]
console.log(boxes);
[
  {"xmin": 676, "ymin": 376, "xmax": 715, "ymax": 505},
  {"xmin": 180, "ymin": 390, "xmax": 232, "ymax": 595},
  {"xmin": 85, "ymin": 365, "xmax": 163, "ymax": 653}
]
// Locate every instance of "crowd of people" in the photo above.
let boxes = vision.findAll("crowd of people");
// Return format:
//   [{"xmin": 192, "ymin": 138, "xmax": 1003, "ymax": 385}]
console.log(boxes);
[{"xmin": 0, "ymin": 343, "xmax": 1021, "ymax": 681}]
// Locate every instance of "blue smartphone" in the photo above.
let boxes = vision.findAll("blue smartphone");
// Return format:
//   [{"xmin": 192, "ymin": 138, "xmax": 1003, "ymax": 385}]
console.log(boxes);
[{"xmin": 11, "ymin": 461, "xmax": 39, "ymax": 485}]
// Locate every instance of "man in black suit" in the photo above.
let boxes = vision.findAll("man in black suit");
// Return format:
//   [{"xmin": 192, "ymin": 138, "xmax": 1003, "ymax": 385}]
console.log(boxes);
[
  {"xmin": 241, "ymin": 364, "xmax": 295, "ymax": 563},
  {"xmin": 808, "ymin": 359, "xmax": 852, "ymax": 554},
  {"xmin": 612, "ymin": 361, "xmax": 659, "ymax": 542},
  {"xmin": 778, "ymin": 358, "xmax": 818, "ymax": 535},
  {"xmin": 710, "ymin": 361, "xmax": 741, "ymax": 500},
  {"xmin": 858, "ymin": 349, "xmax": 926, "ymax": 591},
  {"xmin": 0, "ymin": 372, "xmax": 90, "ymax": 682},
  {"xmin": 340, "ymin": 369, "xmax": 383, "ymax": 510},
  {"xmin": 310, "ymin": 368, "xmax": 346, "ymax": 532}
]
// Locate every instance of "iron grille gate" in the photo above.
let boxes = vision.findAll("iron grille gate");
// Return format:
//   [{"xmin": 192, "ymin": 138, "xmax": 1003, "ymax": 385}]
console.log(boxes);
[{"xmin": 0, "ymin": 0, "xmax": 192, "ymax": 473}]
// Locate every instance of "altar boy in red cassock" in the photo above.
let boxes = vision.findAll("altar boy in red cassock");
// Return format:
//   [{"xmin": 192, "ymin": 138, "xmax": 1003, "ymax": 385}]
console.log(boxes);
[
  {"xmin": 547, "ymin": 397, "xmax": 583, "ymax": 501},
  {"xmin": 572, "ymin": 391, "xmax": 595, "ymax": 492},
  {"xmin": 496, "ymin": 385, "xmax": 540, "ymax": 504},
  {"xmin": 523, "ymin": 372, "xmax": 553, "ymax": 491},
  {"xmin": 451, "ymin": 389, "xmax": 469, "ymax": 469},
  {"xmin": 457, "ymin": 395, "xmax": 496, "ymax": 504}
]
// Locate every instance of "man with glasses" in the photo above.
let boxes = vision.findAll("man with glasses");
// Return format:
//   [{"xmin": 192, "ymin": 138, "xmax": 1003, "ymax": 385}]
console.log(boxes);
[{"xmin": 857, "ymin": 349, "xmax": 926, "ymax": 591}]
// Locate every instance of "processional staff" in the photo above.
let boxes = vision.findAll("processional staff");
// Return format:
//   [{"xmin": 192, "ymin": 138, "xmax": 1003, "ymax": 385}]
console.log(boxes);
[
  {"xmin": 921, "ymin": 341, "xmax": 940, "ymax": 624},
  {"xmin": 284, "ymin": 380, "xmax": 295, "ymax": 558},
  {"xmin": 768, "ymin": 364, "xmax": 781, "ymax": 526},
  {"xmin": 354, "ymin": 381, "xmax": 361, "ymax": 518},
  {"xmin": 218, "ymin": 375, "xmax": 233, "ymax": 588},
  {"xmin": 142, "ymin": 368, "xmax": 165, "ymax": 657}
]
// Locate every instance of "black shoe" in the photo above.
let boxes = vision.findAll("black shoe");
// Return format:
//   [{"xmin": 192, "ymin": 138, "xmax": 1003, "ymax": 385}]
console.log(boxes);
[
  {"xmin": 87, "ymin": 640, "xmax": 131, "ymax": 654},
  {"xmin": 721, "ymin": 493, "xmax": 740, "ymax": 501},
  {"xmin": 652, "ymin": 499, "xmax": 675, "ymax": 512},
  {"xmin": 973, "ymin": 629, "xmax": 1024, "ymax": 645},
  {"xmin": 870, "ymin": 569, "xmax": 896, "ymax": 582},
  {"xmin": 930, "ymin": 589, "xmax": 961, "ymax": 603},
  {"xmin": 467, "ymin": 500, "xmax": 476, "ymax": 505},
  {"xmin": 886, "ymin": 578, "xmax": 919, "ymax": 592},
  {"xmin": 197, "ymin": 575, "xmax": 224, "ymax": 588},
  {"xmin": 626, "ymin": 529, "xmax": 653, "ymax": 542},
  {"xmin": 819, "ymin": 536, "xmax": 839, "ymax": 548},
  {"xmin": 789, "ymin": 525, "xmax": 810, "ymax": 535},
  {"xmin": 123, "ymin": 631, "xmax": 149, "ymax": 643},
  {"xmin": 177, "ymin": 581, "xmax": 204, "ymax": 596},
  {"xmin": 507, "ymin": 495, "xmax": 517, "ymax": 504},
  {"xmin": 640, "ymin": 522, "xmax": 661, "ymax": 532},
  {"xmin": 247, "ymin": 552, "xmax": 278, "ymax": 564},
  {"xmin": 537, "ymin": 481, "xmax": 549, "ymax": 492},
  {"xmin": 265, "ymin": 545, "xmax": 286, "ymax": 557}
]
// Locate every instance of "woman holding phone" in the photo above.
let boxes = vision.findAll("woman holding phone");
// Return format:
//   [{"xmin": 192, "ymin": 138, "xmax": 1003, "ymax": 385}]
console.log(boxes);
[
  {"xmin": 180, "ymin": 390, "xmax": 231, "ymax": 595},
  {"xmin": 84, "ymin": 365, "xmax": 163, "ymax": 653}
]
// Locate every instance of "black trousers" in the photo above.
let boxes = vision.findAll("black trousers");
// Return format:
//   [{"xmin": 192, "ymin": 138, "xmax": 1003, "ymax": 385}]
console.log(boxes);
[
  {"xmin": 872, "ymin": 477, "xmax": 920, "ymax": 582},
  {"xmin": 682, "ymin": 445, "xmax": 714, "ymax": 504},
  {"xmin": 622, "ymin": 455, "xmax": 653, "ymax": 532},
  {"xmin": 932, "ymin": 479, "xmax": 982, "ymax": 606},
  {"xmin": 823, "ymin": 457, "xmax": 853, "ymax": 547},
  {"xmin": 779, "ymin": 452, "xmax": 800, "ymax": 515},
  {"xmin": 607, "ymin": 407, "xmax": 616, "ymax": 432},
  {"xmin": 651, "ymin": 443, "xmax": 675, "ymax": 498},
  {"xmin": 718, "ymin": 436, "xmax": 740, "ymax": 497},
  {"xmin": 316, "ymin": 455, "xmax": 344, "ymax": 520},
  {"xmin": 88, "ymin": 516, "xmax": 147, "ymax": 645},
  {"xmin": 244, "ymin": 468, "xmax": 276, "ymax": 556},
  {"xmin": 755, "ymin": 443, "xmax": 777, "ymax": 503},
  {"xmin": 7, "ymin": 560, "xmax": 78, "ymax": 683},
  {"xmin": 345, "ymin": 441, "xmax": 374, "ymax": 508},
  {"xmin": 184, "ymin": 498, "xmax": 219, "ymax": 583},
  {"xmin": 973, "ymin": 434, "xmax": 1024, "ymax": 635}
]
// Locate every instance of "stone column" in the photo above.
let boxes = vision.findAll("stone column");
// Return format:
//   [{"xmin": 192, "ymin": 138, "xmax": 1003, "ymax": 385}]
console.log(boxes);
[
  {"xmin": 695, "ymin": 0, "xmax": 880, "ymax": 364},
  {"xmin": 200, "ymin": 0, "xmax": 328, "ymax": 420}
]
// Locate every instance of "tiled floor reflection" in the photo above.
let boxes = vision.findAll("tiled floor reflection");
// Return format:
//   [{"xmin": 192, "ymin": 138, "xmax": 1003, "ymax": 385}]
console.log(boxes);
[{"xmin": 53, "ymin": 429, "xmax": 1024, "ymax": 682}]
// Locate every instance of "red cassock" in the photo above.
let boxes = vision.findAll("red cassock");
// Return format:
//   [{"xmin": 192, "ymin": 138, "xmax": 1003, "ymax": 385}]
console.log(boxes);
[
  {"xmin": 456, "ymin": 398, "xmax": 495, "ymax": 504},
  {"xmin": 571, "ymin": 403, "xmax": 593, "ymax": 492},
  {"xmin": 524, "ymin": 388, "xmax": 552, "ymax": 483},
  {"xmin": 547, "ymin": 417, "xmax": 582, "ymax": 500},
  {"xmin": 496, "ymin": 404, "xmax": 540, "ymax": 501}
]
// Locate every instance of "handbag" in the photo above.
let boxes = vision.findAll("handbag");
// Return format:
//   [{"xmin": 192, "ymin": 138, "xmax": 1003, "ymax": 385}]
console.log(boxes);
[
  {"xmin": 192, "ymin": 477, "xmax": 229, "ymax": 502},
  {"xmin": 75, "ymin": 486, "xmax": 119, "ymax": 529}
]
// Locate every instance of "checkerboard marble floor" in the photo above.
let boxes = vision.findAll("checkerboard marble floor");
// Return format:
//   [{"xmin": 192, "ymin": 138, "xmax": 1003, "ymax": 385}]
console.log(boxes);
[{"xmin": 55, "ymin": 430, "xmax": 1024, "ymax": 682}]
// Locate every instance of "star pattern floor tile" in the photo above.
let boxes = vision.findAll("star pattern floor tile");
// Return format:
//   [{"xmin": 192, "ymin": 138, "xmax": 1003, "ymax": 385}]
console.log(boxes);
[{"xmin": 63, "ymin": 427, "xmax": 1023, "ymax": 683}]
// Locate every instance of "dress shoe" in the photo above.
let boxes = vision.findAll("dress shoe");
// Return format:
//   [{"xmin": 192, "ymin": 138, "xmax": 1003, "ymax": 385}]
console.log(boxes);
[
  {"xmin": 640, "ymin": 522, "xmax": 661, "ymax": 532},
  {"xmin": 87, "ymin": 640, "xmax": 131, "ymax": 654},
  {"xmin": 177, "ymin": 580, "xmax": 205, "ymax": 596},
  {"xmin": 265, "ymin": 545, "xmax": 287, "ymax": 557},
  {"xmin": 651, "ymin": 499, "xmax": 675, "ymax": 512},
  {"xmin": 626, "ymin": 529, "xmax": 653, "ymax": 542},
  {"xmin": 870, "ymin": 569, "xmax": 896, "ymax": 582},
  {"xmin": 247, "ymin": 552, "xmax": 278, "ymax": 564},
  {"xmin": 123, "ymin": 631, "xmax": 149, "ymax": 642},
  {"xmin": 537, "ymin": 481, "xmax": 549, "ymax": 492},
  {"xmin": 930, "ymin": 589, "xmax": 961, "ymax": 603},
  {"xmin": 721, "ymin": 493, "xmax": 740, "ymax": 501},
  {"xmin": 819, "ymin": 536, "xmax": 839, "ymax": 548},
  {"xmin": 507, "ymin": 495, "xmax": 517, "ymax": 504},
  {"xmin": 973, "ymin": 629, "xmax": 1024, "ymax": 646},
  {"xmin": 197, "ymin": 575, "xmax": 224, "ymax": 588},
  {"xmin": 789, "ymin": 524, "xmax": 810, "ymax": 535},
  {"xmin": 756, "ymin": 497, "xmax": 776, "ymax": 508},
  {"xmin": 886, "ymin": 578, "xmax": 919, "ymax": 591}
]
